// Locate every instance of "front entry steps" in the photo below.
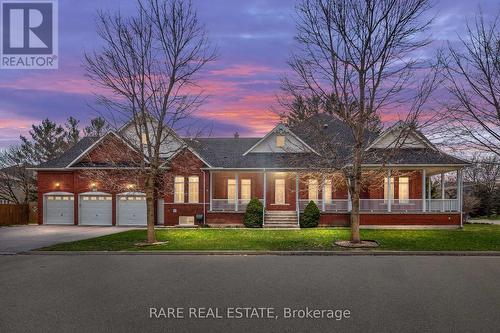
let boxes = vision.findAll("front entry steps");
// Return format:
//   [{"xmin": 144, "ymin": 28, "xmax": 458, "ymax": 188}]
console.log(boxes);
[{"xmin": 264, "ymin": 211, "xmax": 299, "ymax": 228}]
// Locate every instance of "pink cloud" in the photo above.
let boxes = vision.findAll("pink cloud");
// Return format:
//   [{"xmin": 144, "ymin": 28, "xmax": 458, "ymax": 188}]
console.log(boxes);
[{"xmin": 208, "ymin": 64, "xmax": 279, "ymax": 77}]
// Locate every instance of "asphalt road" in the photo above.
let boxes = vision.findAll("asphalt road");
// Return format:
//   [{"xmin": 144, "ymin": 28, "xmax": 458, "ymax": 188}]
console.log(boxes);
[
  {"xmin": 1, "ymin": 255, "xmax": 499, "ymax": 333},
  {"xmin": 0, "ymin": 226, "xmax": 134, "ymax": 253}
]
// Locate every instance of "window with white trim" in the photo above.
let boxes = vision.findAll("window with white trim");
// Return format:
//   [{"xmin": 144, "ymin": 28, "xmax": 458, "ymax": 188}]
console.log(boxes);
[
  {"xmin": 308, "ymin": 179, "xmax": 319, "ymax": 201},
  {"xmin": 227, "ymin": 179, "xmax": 236, "ymax": 203},
  {"xmin": 398, "ymin": 177, "xmax": 409, "ymax": 203},
  {"xmin": 323, "ymin": 179, "xmax": 332, "ymax": 203},
  {"xmin": 384, "ymin": 177, "xmax": 394, "ymax": 202},
  {"xmin": 241, "ymin": 179, "xmax": 251, "ymax": 203},
  {"xmin": 174, "ymin": 176, "xmax": 184, "ymax": 203},
  {"xmin": 141, "ymin": 133, "xmax": 148, "ymax": 144},
  {"xmin": 188, "ymin": 176, "xmax": 199, "ymax": 203}
]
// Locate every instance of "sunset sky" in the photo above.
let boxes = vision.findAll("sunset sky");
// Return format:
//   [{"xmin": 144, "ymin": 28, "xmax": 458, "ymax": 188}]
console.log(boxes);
[{"xmin": 0, "ymin": 0, "xmax": 497, "ymax": 148}]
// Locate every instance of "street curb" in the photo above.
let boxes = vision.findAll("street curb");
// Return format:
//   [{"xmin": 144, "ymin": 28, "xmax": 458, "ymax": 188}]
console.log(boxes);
[{"xmin": 19, "ymin": 250, "xmax": 500, "ymax": 256}]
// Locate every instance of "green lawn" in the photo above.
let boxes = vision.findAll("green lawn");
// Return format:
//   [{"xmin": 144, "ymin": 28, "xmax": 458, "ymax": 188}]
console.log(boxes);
[
  {"xmin": 470, "ymin": 215, "xmax": 500, "ymax": 221},
  {"xmin": 39, "ymin": 224, "xmax": 500, "ymax": 252}
]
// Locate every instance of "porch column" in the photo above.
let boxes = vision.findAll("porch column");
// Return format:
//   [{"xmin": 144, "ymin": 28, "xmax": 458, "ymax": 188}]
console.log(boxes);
[
  {"xmin": 422, "ymin": 169, "xmax": 426, "ymax": 212},
  {"xmin": 209, "ymin": 171, "xmax": 213, "ymax": 211},
  {"xmin": 441, "ymin": 173, "xmax": 445, "ymax": 212},
  {"xmin": 387, "ymin": 168, "xmax": 392, "ymax": 213},
  {"xmin": 296, "ymin": 173, "xmax": 300, "ymax": 225},
  {"xmin": 427, "ymin": 176, "xmax": 432, "ymax": 200},
  {"xmin": 321, "ymin": 174, "xmax": 326, "ymax": 212},
  {"xmin": 263, "ymin": 171, "xmax": 267, "ymax": 225},
  {"xmin": 347, "ymin": 178, "xmax": 352, "ymax": 212},
  {"xmin": 458, "ymin": 169, "xmax": 463, "ymax": 227},
  {"xmin": 235, "ymin": 172, "xmax": 239, "ymax": 212}
]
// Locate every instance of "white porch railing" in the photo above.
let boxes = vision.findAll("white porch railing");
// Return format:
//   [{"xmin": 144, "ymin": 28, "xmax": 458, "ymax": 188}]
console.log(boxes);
[
  {"xmin": 324, "ymin": 200, "xmax": 350, "ymax": 212},
  {"xmin": 211, "ymin": 199, "xmax": 263, "ymax": 212},
  {"xmin": 359, "ymin": 199, "xmax": 459, "ymax": 212},
  {"xmin": 426, "ymin": 199, "xmax": 459, "ymax": 212},
  {"xmin": 299, "ymin": 199, "xmax": 322, "ymax": 211}
]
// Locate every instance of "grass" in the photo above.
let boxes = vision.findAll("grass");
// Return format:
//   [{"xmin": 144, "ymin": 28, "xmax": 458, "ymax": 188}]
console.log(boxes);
[
  {"xmin": 38, "ymin": 224, "xmax": 500, "ymax": 252},
  {"xmin": 469, "ymin": 215, "xmax": 500, "ymax": 221}
]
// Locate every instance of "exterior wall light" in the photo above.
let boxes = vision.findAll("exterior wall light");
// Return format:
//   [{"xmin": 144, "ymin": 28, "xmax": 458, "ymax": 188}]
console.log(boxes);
[
  {"xmin": 55, "ymin": 182, "xmax": 60, "ymax": 189},
  {"xmin": 91, "ymin": 183, "xmax": 97, "ymax": 191}
]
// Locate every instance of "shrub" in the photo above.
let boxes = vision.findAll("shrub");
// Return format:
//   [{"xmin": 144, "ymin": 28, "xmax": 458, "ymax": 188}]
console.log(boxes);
[
  {"xmin": 300, "ymin": 201, "xmax": 320, "ymax": 228},
  {"xmin": 244, "ymin": 198, "xmax": 263, "ymax": 228}
]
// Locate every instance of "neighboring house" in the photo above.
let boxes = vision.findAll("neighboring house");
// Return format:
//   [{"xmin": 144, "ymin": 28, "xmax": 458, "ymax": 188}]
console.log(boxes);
[{"xmin": 32, "ymin": 114, "xmax": 468, "ymax": 228}]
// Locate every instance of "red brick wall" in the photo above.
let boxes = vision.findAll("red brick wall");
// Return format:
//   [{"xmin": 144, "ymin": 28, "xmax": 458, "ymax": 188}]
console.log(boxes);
[
  {"xmin": 206, "ymin": 212, "xmax": 244, "ymax": 225},
  {"xmin": 360, "ymin": 213, "xmax": 460, "ymax": 225},
  {"xmin": 79, "ymin": 134, "xmax": 143, "ymax": 165},
  {"xmin": 163, "ymin": 150, "xmax": 208, "ymax": 225}
]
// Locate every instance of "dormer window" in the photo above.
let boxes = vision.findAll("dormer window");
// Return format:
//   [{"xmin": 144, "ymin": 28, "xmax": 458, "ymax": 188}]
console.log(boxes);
[
  {"xmin": 276, "ymin": 135, "xmax": 285, "ymax": 148},
  {"xmin": 141, "ymin": 133, "xmax": 148, "ymax": 144}
]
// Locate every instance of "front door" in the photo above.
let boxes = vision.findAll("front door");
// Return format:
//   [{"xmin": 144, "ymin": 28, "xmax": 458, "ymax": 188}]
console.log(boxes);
[{"xmin": 275, "ymin": 178, "xmax": 285, "ymax": 205}]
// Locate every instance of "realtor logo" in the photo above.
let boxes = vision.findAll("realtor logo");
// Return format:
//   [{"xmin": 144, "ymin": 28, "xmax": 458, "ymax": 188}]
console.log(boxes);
[{"xmin": 1, "ymin": 0, "xmax": 58, "ymax": 69}]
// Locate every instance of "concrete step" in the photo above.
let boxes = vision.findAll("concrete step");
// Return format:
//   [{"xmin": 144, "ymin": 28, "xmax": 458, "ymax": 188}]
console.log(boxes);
[{"xmin": 264, "ymin": 224, "xmax": 299, "ymax": 228}]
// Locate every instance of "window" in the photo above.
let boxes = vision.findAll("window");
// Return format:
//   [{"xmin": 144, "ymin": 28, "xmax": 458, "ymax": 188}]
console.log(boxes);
[
  {"xmin": 241, "ymin": 179, "xmax": 251, "ymax": 203},
  {"xmin": 324, "ymin": 179, "xmax": 332, "ymax": 204},
  {"xmin": 398, "ymin": 177, "xmax": 409, "ymax": 203},
  {"xmin": 174, "ymin": 176, "xmax": 184, "ymax": 203},
  {"xmin": 384, "ymin": 177, "xmax": 394, "ymax": 202},
  {"xmin": 308, "ymin": 179, "xmax": 319, "ymax": 201},
  {"xmin": 227, "ymin": 179, "xmax": 236, "ymax": 203},
  {"xmin": 275, "ymin": 179, "xmax": 285, "ymax": 204},
  {"xmin": 141, "ymin": 133, "xmax": 148, "ymax": 144},
  {"xmin": 188, "ymin": 176, "xmax": 199, "ymax": 203},
  {"xmin": 276, "ymin": 135, "xmax": 285, "ymax": 148}
]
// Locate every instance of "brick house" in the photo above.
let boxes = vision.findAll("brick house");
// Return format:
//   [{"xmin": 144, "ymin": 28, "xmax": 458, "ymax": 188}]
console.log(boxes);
[{"xmin": 32, "ymin": 114, "xmax": 468, "ymax": 228}]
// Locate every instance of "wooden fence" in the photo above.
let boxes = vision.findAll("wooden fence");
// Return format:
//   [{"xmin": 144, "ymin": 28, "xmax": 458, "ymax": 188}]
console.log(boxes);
[{"xmin": 0, "ymin": 204, "xmax": 35, "ymax": 225}]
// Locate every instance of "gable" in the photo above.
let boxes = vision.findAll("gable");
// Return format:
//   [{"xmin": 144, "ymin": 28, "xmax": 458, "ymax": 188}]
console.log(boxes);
[
  {"xmin": 120, "ymin": 121, "xmax": 185, "ymax": 159},
  {"xmin": 368, "ymin": 125, "xmax": 435, "ymax": 150},
  {"xmin": 244, "ymin": 124, "xmax": 316, "ymax": 155},
  {"xmin": 69, "ymin": 133, "xmax": 145, "ymax": 167}
]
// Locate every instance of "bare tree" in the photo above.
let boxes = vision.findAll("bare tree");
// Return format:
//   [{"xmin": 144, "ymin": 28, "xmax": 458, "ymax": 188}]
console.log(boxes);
[
  {"xmin": 84, "ymin": 0, "xmax": 216, "ymax": 243},
  {"xmin": 0, "ymin": 146, "xmax": 36, "ymax": 205},
  {"xmin": 439, "ymin": 9, "xmax": 500, "ymax": 157},
  {"xmin": 283, "ymin": 0, "xmax": 435, "ymax": 243}
]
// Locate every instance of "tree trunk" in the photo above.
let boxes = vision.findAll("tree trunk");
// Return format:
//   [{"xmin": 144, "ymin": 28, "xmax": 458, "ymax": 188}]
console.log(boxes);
[
  {"xmin": 350, "ymin": 143, "xmax": 363, "ymax": 243},
  {"xmin": 145, "ymin": 176, "xmax": 156, "ymax": 244}
]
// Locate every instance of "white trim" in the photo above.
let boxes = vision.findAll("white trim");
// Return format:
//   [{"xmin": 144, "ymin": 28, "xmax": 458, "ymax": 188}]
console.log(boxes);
[
  {"xmin": 79, "ymin": 191, "xmax": 112, "ymax": 196},
  {"xmin": 117, "ymin": 192, "xmax": 146, "ymax": 196},
  {"xmin": 242, "ymin": 124, "xmax": 319, "ymax": 156},
  {"xmin": 43, "ymin": 191, "xmax": 73, "ymax": 196},
  {"xmin": 366, "ymin": 122, "xmax": 437, "ymax": 151}
]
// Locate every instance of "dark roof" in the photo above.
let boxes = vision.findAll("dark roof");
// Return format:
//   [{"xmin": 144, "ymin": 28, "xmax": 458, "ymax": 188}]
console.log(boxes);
[
  {"xmin": 186, "ymin": 138, "xmax": 318, "ymax": 168},
  {"xmin": 33, "ymin": 114, "xmax": 467, "ymax": 170},
  {"xmin": 34, "ymin": 137, "xmax": 97, "ymax": 169},
  {"xmin": 363, "ymin": 148, "xmax": 468, "ymax": 165}
]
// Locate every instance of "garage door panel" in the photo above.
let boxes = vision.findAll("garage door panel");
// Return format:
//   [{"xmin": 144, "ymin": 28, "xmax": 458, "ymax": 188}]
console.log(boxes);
[
  {"xmin": 80, "ymin": 195, "xmax": 112, "ymax": 226},
  {"xmin": 45, "ymin": 195, "xmax": 74, "ymax": 225},
  {"xmin": 118, "ymin": 195, "xmax": 146, "ymax": 226}
]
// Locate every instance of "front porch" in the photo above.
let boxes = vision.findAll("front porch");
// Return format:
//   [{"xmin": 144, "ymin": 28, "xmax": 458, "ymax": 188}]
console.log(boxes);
[{"xmin": 207, "ymin": 168, "xmax": 464, "ymax": 226}]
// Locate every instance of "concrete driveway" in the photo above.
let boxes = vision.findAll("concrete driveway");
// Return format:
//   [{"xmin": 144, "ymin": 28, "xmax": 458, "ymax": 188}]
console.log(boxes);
[{"xmin": 0, "ymin": 225, "xmax": 134, "ymax": 254}]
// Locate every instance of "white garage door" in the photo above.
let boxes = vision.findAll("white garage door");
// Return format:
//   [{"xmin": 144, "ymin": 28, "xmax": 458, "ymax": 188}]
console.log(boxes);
[
  {"xmin": 45, "ymin": 193, "xmax": 74, "ymax": 225},
  {"xmin": 79, "ymin": 193, "xmax": 112, "ymax": 226},
  {"xmin": 117, "ymin": 193, "xmax": 147, "ymax": 226}
]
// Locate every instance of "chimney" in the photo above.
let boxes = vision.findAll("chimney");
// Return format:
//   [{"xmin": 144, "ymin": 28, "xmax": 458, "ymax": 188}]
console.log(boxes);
[{"xmin": 233, "ymin": 131, "xmax": 239, "ymax": 139}]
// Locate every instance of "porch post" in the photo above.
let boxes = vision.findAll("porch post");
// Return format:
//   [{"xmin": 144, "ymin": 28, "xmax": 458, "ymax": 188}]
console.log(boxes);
[
  {"xmin": 441, "ymin": 173, "xmax": 445, "ymax": 212},
  {"xmin": 422, "ymin": 169, "xmax": 426, "ymax": 212},
  {"xmin": 321, "ymin": 174, "xmax": 326, "ymax": 212},
  {"xmin": 458, "ymin": 169, "xmax": 463, "ymax": 227},
  {"xmin": 209, "ymin": 171, "xmax": 213, "ymax": 211},
  {"xmin": 263, "ymin": 171, "xmax": 267, "ymax": 226},
  {"xmin": 427, "ymin": 176, "xmax": 432, "ymax": 200},
  {"xmin": 387, "ymin": 168, "xmax": 392, "ymax": 213},
  {"xmin": 235, "ymin": 172, "xmax": 239, "ymax": 212},
  {"xmin": 296, "ymin": 173, "xmax": 300, "ymax": 225}
]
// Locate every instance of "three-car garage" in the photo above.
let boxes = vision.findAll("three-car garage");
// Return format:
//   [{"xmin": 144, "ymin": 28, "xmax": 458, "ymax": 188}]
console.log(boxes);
[{"xmin": 43, "ymin": 192, "xmax": 151, "ymax": 226}]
